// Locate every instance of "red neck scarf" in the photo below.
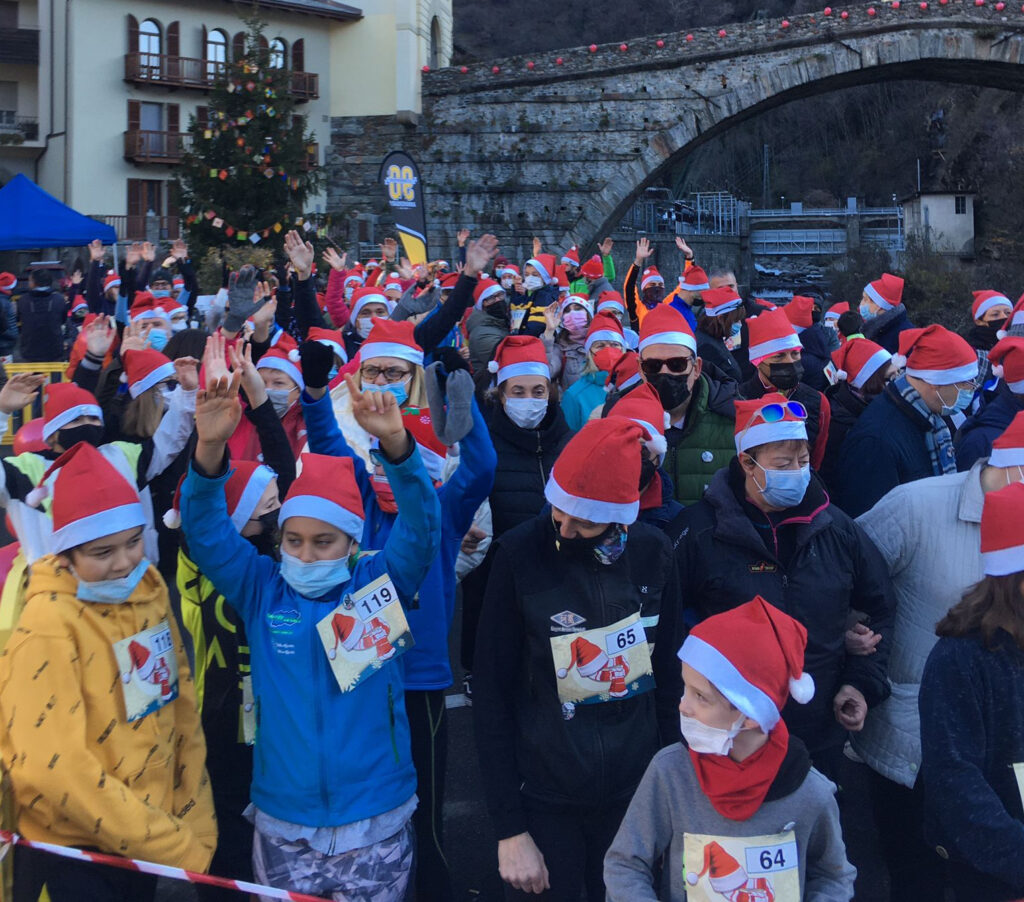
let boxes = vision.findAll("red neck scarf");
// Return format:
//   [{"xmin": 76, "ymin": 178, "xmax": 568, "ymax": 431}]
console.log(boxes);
[{"xmin": 689, "ymin": 720, "xmax": 789, "ymax": 820}]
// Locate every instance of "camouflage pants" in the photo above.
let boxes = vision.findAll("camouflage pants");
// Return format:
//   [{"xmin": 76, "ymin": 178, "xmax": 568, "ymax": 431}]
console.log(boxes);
[{"xmin": 252, "ymin": 821, "xmax": 413, "ymax": 902}]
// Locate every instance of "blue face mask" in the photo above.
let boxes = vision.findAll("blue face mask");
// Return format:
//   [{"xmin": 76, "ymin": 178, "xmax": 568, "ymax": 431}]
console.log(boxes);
[
  {"xmin": 729, "ymin": 322, "xmax": 743, "ymax": 338},
  {"xmin": 937, "ymin": 385, "xmax": 974, "ymax": 417},
  {"xmin": 328, "ymin": 366, "xmax": 339, "ymax": 382},
  {"xmin": 361, "ymin": 381, "xmax": 408, "ymax": 407},
  {"xmin": 279, "ymin": 550, "xmax": 351, "ymax": 597},
  {"xmin": 858, "ymin": 302, "xmax": 877, "ymax": 322},
  {"xmin": 151, "ymin": 289, "xmax": 172, "ymax": 299},
  {"xmin": 147, "ymin": 328, "xmax": 169, "ymax": 351},
  {"xmin": 75, "ymin": 557, "xmax": 150, "ymax": 604},
  {"xmin": 754, "ymin": 461, "xmax": 811, "ymax": 509}
]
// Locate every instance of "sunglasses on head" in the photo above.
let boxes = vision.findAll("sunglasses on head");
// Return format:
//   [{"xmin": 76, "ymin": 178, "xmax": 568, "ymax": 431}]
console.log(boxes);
[
  {"xmin": 738, "ymin": 400, "xmax": 808, "ymax": 442},
  {"xmin": 640, "ymin": 355, "xmax": 694, "ymax": 377}
]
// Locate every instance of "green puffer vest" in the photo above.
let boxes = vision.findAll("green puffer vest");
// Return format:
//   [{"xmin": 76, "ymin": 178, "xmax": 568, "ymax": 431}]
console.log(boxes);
[{"xmin": 664, "ymin": 376, "xmax": 736, "ymax": 506}]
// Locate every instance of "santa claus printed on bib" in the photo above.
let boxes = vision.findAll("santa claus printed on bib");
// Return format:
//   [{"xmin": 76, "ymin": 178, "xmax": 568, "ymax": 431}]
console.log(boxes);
[
  {"xmin": 113, "ymin": 619, "xmax": 179, "ymax": 722},
  {"xmin": 316, "ymin": 573, "xmax": 413, "ymax": 693},
  {"xmin": 684, "ymin": 833, "xmax": 800, "ymax": 902},
  {"xmin": 550, "ymin": 612, "xmax": 654, "ymax": 707}
]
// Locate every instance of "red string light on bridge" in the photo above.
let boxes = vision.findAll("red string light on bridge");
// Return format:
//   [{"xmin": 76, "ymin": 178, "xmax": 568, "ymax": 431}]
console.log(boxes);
[
  {"xmin": 823, "ymin": 7, "xmax": 832, "ymax": 15},
  {"xmin": 619, "ymin": 43, "xmax": 628, "ymax": 51},
  {"xmin": 840, "ymin": 10, "xmax": 849, "ymax": 18},
  {"xmin": 589, "ymin": 44, "xmax": 598, "ymax": 52},
  {"xmin": 718, "ymin": 28, "xmax": 728, "ymax": 36},
  {"xmin": 686, "ymin": 33, "xmax": 694, "ymax": 41},
  {"xmin": 656, "ymin": 39, "xmax": 665, "ymax": 47},
  {"xmin": 781, "ymin": 19, "xmax": 791, "ymax": 27}
]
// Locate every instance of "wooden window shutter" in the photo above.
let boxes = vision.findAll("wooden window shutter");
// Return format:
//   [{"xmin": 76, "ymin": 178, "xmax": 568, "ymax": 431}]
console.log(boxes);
[
  {"xmin": 127, "ymin": 100, "xmax": 140, "ymax": 130},
  {"xmin": 292, "ymin": 39, "xmax": 304, "ymax": 72},
  {"xmin": 167, "ymin": 182, "xmax": 180, "ymax": 218},
  {"xmin": 232, "ymin": 32, "xmax": 246, "ymax": 62},
  {"xmin": 166, "ymin": 21, "xmax": 180, "ymax": 57},
  {"xmin": 167, "ymin": 103, "xmax": 180, "ymax": 133},
  {"xmin": 196, "ymin": 105, "xmax": 208, "ymax": 129},
  {"xmin": 127, "ymin": 179, "xmax": 143, "ymax": 216},
  {"xmin": 127, "ymin": 14, "xmax": 139, "ymax": 53}
]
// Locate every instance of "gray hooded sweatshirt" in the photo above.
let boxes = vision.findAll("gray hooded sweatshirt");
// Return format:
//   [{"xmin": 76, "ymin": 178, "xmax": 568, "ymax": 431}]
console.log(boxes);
[{"xmin": 604, "ymin": 742, "xmax": 855, "ymax": 901}]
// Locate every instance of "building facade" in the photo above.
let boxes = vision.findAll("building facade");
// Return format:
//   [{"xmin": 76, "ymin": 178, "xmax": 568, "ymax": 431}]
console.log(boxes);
[{"xmin": 903, "ymin": 190, "xmax": 976, "ymax": 258}]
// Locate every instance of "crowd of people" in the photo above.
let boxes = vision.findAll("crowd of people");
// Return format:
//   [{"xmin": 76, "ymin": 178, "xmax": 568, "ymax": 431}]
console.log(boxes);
[{"xmin": 0, "ymin": 226, "xmax": 1021, "ymax": 902}]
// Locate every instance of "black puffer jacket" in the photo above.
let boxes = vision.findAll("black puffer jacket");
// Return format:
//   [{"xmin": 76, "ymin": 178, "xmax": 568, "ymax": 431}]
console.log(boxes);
[
  {"xmin": 798, "ymin": 323, "xmax": 836, "ymax": 393},
  {"xmin": 485, "ymin": 399, "xmax": 571, "ymax": 539},
  {"xmin": 666, "ymin": 459, "xmax": 894, "ymax": 758},
  {"xmin": 696, "ymin": 329, "xmax": 741, "ymax": 383},
  {"xmin": 473, "ymin": 513, "xmax": 681, "ymax": 839},
  {"xmin": 820, "ymin": 381, "xmax": 870, "ymax": 491}
]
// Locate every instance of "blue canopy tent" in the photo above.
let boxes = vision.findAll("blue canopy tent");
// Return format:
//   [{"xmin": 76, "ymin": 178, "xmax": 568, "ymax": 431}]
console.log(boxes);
[{"xmin": 0, "ymin": 174, "xmax": 116, "ymax": 250}]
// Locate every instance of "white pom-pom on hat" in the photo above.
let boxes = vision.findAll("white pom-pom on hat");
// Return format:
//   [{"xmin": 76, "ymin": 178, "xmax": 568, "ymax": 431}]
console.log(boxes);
[
  {"xmin": 646, "ymin": 434, "xmax": 668, "ymax": 457},
  {"xmin": 992, "ymin": 364, "xmax": 1005, "ymax": 379},
  {"xmin": 835, "ymin": 369, "xmax": 848, "ymax": 382},
  {"xmin": 288, "ymin": 348, "xmax": 301, "ymax": 363},
  {"xmin": 891, "ymin": 354, "xmax": 907, "ymax": 369},
  {"xmin": 487, "ymin": 360, "xmax": 500, "ymax": 374},
  {"xmin": 789, "ymin": 671, "xmax": 815, "ymax": 704},
  {"xmin": 26, "ymin": 485, "xmax": 49, "ymax": 508},
  {"xmin": 162, "ymin": 508, "xmax": 181, "ymax": 529},
  {"xmin": 997, "ymin": 330, "xmax": 1008, "ymax": 341}
]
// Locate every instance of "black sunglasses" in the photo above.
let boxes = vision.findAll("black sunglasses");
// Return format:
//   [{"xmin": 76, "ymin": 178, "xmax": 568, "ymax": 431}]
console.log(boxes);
[{"xmin": 640, "ymin": 356, "xmax": 694, "ymax": 377}]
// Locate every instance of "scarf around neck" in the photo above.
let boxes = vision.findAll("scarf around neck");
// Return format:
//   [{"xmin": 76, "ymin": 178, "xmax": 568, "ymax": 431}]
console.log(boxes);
[{"xmin": 892, "ymin": 375, "xmax": 957, "ymax": 477}]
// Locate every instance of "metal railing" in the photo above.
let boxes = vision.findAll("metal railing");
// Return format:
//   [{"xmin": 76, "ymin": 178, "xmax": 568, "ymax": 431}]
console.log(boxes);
[
  {"xmin": 90, "ymin": 214, "xmax": 181, "ymax": 242},
  {"xmin": 747, "ymin": 206, "xmax": 903, "ymax": 219},
  {"xmin": 124, "ymin": 52, "xmax": 318, "ymax": 100},
  {"xmin": 0, "ymin": 115, "xmax": 39, "ymax": 143},
  {"xmin": 123, "ymin": 130, "xmax": 192, "ymax": 164},
  {"xmin": 750, "ymin": 229, "xmax": 848, "ymax": 255}
]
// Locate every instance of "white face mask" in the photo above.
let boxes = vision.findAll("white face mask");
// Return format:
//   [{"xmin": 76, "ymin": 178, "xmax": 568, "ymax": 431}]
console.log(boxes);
[
  {"xmin": 679, "ymin": 711, "xmax": 746, "ymax": 756},
  {"xmin": 523, "ymin": 275, "xmax": 544, "ymax": 292},
  {"xmin": 356, "ymin": 317, "xmax": 374, "ymax": 339},
  {"xmin": 504, "ymin": 397, "xmax": 547, "ymax": 429},
  {"xmin": 279, "ymin": 550, "xmax": 351, "ymax": 597}
]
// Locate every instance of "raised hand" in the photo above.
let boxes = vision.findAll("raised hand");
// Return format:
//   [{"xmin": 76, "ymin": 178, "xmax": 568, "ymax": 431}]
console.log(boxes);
[
  {"xmin": 250, "ymin": 285, "xmax": 277, "ymax": 340},
  {"xmin": 380, "ymin": 237, "xmax": 398, "ymax": 262},
  {"xmin": 70, "ymin": 270, "xmax": 83, "ymax": 286},
  {"xmin": 284, "ymin": 229, "xmax": 314, "ymax": 280},
  {"xmin": 634, "ymin": 237, "xmax": 654, "ymax": 266},
  {"xmin": 400, "ymin": 258, "xmax": 416, "ymax": 282},
  {"xmin": 141, "ymin": 241, "xmax": 156, "ymax": 263},
  {"xmin": 598, "ymin": 236, "xmax": 614, "ymax": 256},
  {"xmin": 456, "ymin": 228, "xmax": 470, "ymax": 248},
  {"xmin": 323, "ymin": 247, "xmax": 347, "ymax": 272},
  {"xmin": 345, "ymin": 374, "xmax": 408, "ymax": 459},
  {"xmin": 195, "ymin": 371, "xmax": 243, "ymax": 452},
  {"xmin": 532, "ymin": 236, "xmax": 542, "ymax": 258},
  {"xmin": 464, "ymin": 234, "xmax": 499, "ymax": 278},
  {"xmin": 88, "ymin": 239, "xmax": 105, "ymax": 263},
  {"xmin": 224, "ymin": 265, "xmax": 267, "ymax": 334},
  {"xmin": 85, "ymin": 314, "xmax": 116, "ymax": 357},
  {"xmin": 124, "ymin": 242, "xmax": 143, "ymax": 269},
  {"xmin": 674, "ymin": 235, "xmax": 693, "ymax": 258},
  {"xmin": 171, "ymin": 238, "xmax": 188, "ymax": 260},
  {"xmin": 543, "ymin": 301, "xmax": 560, "ymax": 335},
  {"xmin": 173, "ymin": 356, "xmax": 200, "ymax": 393},
  {"xmin": 202, "ymin": 332, "xmax": 230, "ymax": 384},
  {"xmin": 121, "ymin": 319, "xmax": 147, "ymax": 353},
  {"xmin": 0, "ymin": 372, "xmax": 47, "ymax": 415},
  {"xmin": 227, "ymin": 340, "xmax": 267, "ymax": 408}
]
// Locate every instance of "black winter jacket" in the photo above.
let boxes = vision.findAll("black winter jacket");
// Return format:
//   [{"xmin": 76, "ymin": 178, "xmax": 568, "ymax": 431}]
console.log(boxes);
[
  {"xmin": 798, "ymin": 323, "xmax": 835, "ymax": 393},
  {"xmin": 954, "ymin": 382, "xmax": 1024, "ymax": 471},
  {"xmin": 473, "ymin": 513, "xmax": 682, "ymax": 839},
  {"xmin": 17, "ymin": 288, "xmax": 65, "ymax": 361},
  {"xmin": 696, "ymin": 329, "xmax": 741, "ymax": 383},
  {"xmin": 666, "ymin": 460, "xmax": 894, "ymax": 757},
  {"xmin": 820, "ymin": 381, "xmax": 870, "ymax": 491}
]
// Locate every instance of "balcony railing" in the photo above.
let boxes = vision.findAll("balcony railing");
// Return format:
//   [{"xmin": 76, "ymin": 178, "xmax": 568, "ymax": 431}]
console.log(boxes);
[
  {"xmin": 0, "ymin": 27, "xmax": 39, "ymax": 65},
  {"xmin": 125, "ymin": 52, "xmax": 319, "ymax": 100},
  {"xmin": 0, "ymin": 115, "xmax": 39, "ymax": 144},
  {"xmin": 123, "ymin": 130, "xmax": 192, "ymax": 164},
  {"xmin": 91, "ymin": 214, "xmax": 181, "ymax": 242}
]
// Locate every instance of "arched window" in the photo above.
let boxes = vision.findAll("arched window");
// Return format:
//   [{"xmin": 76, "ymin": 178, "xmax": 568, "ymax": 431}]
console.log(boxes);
[
  {"xmin": 139, "ymin": 19, "xmax": 161, "ymax": 78},
  {"xmin": 206, "ymin": 28, "xmax": 227, "ymax": 78},
  {"xmin": 429, "ymin": 17, "xmax": 441, "ymax": 70},
  {"xmin": 269, "ymin": 37, "xmax": 287, "ymax": 69}
]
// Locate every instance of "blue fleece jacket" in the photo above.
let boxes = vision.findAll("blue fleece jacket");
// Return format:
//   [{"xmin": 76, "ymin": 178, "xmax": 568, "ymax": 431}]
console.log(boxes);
[
  {"xmin": 179, "ymin": 446, "xmax": 441, "ymax": 829},
  {"xmin": 302, "ymin": 390, "xmax": 496, "ymax": 690},
  {"xmin": 560, "ymin": 371, "xmax": 609, "ymax": 432}
]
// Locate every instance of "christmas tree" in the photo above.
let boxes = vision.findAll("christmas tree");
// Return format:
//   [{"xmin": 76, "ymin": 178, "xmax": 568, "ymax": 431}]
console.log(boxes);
[{"xmin": 175, "ymin": 13, "xmax": 325, "ymax": 254}]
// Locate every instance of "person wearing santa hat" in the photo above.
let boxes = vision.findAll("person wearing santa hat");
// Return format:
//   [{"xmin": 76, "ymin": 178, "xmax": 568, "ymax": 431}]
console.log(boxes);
[
  {"xmin": 560, "ymin": 312, "xmax": 627, "ymax": 431},
  {"xmin": 823, "ymin": 300, "xmax": 849, "ymax": 337},
  {"xmin": 859, "ymin": 271, "xmax": 914, "ymax": 354},
  {"xmin": 17, "ymin": 267, "xmax": 68, "ymax": 361},
  {"xmin": 543, "ymin": 293, "xmax": 594, "ymax": 390},
  {"xmin": 836, "ymin": 324, "xmax": 980, "ymax": 517},
  {"xmin": 0, "ymin": 269, "xmax": 17, "ymax": 361},
  {"xmin": 847, "ymin": 412, "xmax": 1024, "ymax": 899},
  {"xmin": 637, "ymin": 303, "xmax": 737, "ymax": 506},
  {"xmin": 300, "ymin": 323, "xmax": 495, "ymax": 900},
  {"xmin": 741, "ymin": 307, "xmax": 832, "ymax": 473},
  {"xmin": 512, "ymin": 250, "xmax": 561, "ymax": 338},
  {"xmin": 605, "ymin": 596, "xmax": 856, "ymax": 901},
  {"xmin": 667, "ymin": 393, "xmax": 894, "ymax": 781},
  {"xmin": 564, "ymin": 238, "xmax": 615, "ymax": 299},
  {"xmin": 963, "ymin": 289, "xmax": 1012, "ymax": 355},
  {"xmin": 786, "ymin": 293, "xmax": 838, "ymax": 393},
  {"xmin": 694, "ymin": 285, "xmax": 745, "ymax": 383},
  {"xmin": 956, "ymin": 336, "xmax": 1024, "ymax": 470},
  {"xmin": 820, "ymin": 337, "xmax": 897, "ymax": 489},
  {"xmin": 180, "ymin": 362, "xmax": 441, "ymax": 902},
  {"xmin": 0, "ymin": 441, "xmax": 217, "ymax": 902},
  {"xmin": 920, "ymin": 480, "xmax": 1024, "ymax": 901},
  {"xmin": 473, "ymin": 417, "xmax": 681, "ymax": 901}
]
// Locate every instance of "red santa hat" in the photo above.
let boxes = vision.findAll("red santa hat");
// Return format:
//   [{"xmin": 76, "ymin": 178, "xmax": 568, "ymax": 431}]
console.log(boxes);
[
  {"xmin": 988, "ymin": 337, "xmax": 1024, "ymax": 394},
  {"xmin": 366, "ymin": 258, "xmax": 381, "ymax": 271},
  {"xmin": 972, "ymin": 290, "xmax": 1012, "ymax": 321},
  {"xmin": 584, "ymin": 312, "xmax": 625, "ymax": 354},
  {"xmin": 343, "ymin": 272, "xmax": 364, "ymax": 288},
  {"xmin": 361, "ymin": 319, "xmax": 424, "ymax": 368},
  {"xmin": 473, "ymin": 278, "xmax": 504, "ymax": 310},
  {"xmin": 525, "ymin": 253, "xmax": 557, "ymax": 285},
  {"xmin": 609, "ymin": 382, "xmax": 669, "ymax": 457},
  {"xmin": 488, "ymin": 335, "xmax": 551, "ymax": 385},
  {"xmin": 980, "ymin": 481, "xmax": 1024, "ymax": 576},
  {"xmin": 269, "ymin": 328, "xmax": 298, "ymax": 355},
  {"xmin": 784, "ymin": 295, "xmax": 815, "ymax": 331},
  {"xmin": 1003, "ymin": 294, "xmax": 1024, "ymax": 336},
  {"xmin": 701, "ymin": 286, "xmax": 743, "ymax": 318},
  {"xmin": 580, "ymin": 255, "xmax": 604, "ymax": 280},
  {"xmin": 122, "ymin": 349, "xmax": 175, "ymax": 398},
  {"xmin": 157, "ymin": 296, "xmax": 185, "ymax": 316},
  {"xmin": 256, "ymin": 346, "xmax": 304, "ymax": 391},
  {"xmin": 831, "ymin": 337, "xmax": 892, "ymax": 390},
  {"xmin": 686, "ymin": 841, "xmax": 748, "ymax": 894},
  {"xmin": 103, "ymin": 272, "xmax": 122, "ymax": 293},
  {"xmin": 638, "ymin": 304, "xmax": 697, "ymax": 356},
  {"xmin": 384, "ymin": 274, "xmax": 403, "ymax": 293},
  {"xmin": 350, "ymin": 286, "xmax": 394, "ymax": 321},
  {"xmin": 70, "ymin": 297, "xmax": 89, "ymax": 315},
  {"xmin": 130, "ymin": 291, "xmax": 159, "ymax": 322},
  {"xmin": 679, "ymin": 265, "xmax": 710, "ymax": 292},
  {"xmin": 307, "ymin": 326, "xmax": 348, "ymax": 364},
  {"xmin": 163, "ymin": 460, "xmax": 277, "ymax": 532},
  {"xmin": 0, "ymin": 272, "xmax": 16, "ymax": 294},
  {"xmin": 556, "ymin": 635, "xmax": 609, "ymax": 680},
  {"xmin": 896, "ymin": 325, "xmax": 978, "ymax": 385},
  {"xmin": 439, "ymin": 272, "xmax": 460, "ymax": 291},
  {"xmin": 401, "ymin": 409, "xmax": 447, "ymax": 481},
  {"xmin": 640, "ymin": 266, "xmax": 664, "ymax": 291},
  {"xmin": 606, "ymin": 350, "xmax": 642, "ymax": 394},
  {"xmin": 560, "ymin": 294, "xmax": 594, "ymax": 318},
  {"xmin": 555, "ymin": 265, "xmax": 570, "ymax": 294},
  {"xmin": 42, "ymin": 383, "xmax": 104, "ymax": 441},
  {"xmin": 746, "ymin": 308, "xmax": 801, "ymax": 365},
  {"xmin": 544, "ymin": 418, "xmax": 648, "ymax": 525},
  {"xmin": 823, "ymin": 301, "xmax": 849, "ymax": 324},
  {"xmin": 734, "ymin": 393, "xmax": 808, "ymax": 455},
  {"xmin": 679, "ymin": 595, "xmax": 814, "ymax": 735},
  {"xmin": 561, "ymin": 247, "xmax": 580, "ymax": 267},
  {"xmin": 279, "ymin": 453, "xmax": 365, "ymax": 542},
  {"xmin": 863, "ymin": 272, "xmax": 904, "ymax": 311},
  {"xmin": 497, "ymin": 263, "xmax": 520, "ymax": 278},
  {"xmin": 987, "ymin": 410, "xmax": 1024, "ymax": 470},
  {"xmin": 44, "ymin": 442, "xmax": 145, "ymax": 554},
  {"xmin": 596, "ymin": 290, "xmax": 627, "ymax": 317},
  {"xmin": 172, "ymin": 275, "xmax": 185, "ymax": 290}
]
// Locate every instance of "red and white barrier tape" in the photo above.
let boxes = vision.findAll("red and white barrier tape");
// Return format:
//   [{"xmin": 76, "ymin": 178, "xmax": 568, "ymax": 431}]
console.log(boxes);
[{"xmin": 0, "ymin": 829, "xmax": 332, "ymax": 902}]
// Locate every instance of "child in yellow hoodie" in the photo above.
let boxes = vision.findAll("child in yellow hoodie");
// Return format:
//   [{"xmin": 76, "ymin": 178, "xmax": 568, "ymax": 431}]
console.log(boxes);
[{"xmin": 0, "ymin": 441, "xmax": 216, "ymax": 902}]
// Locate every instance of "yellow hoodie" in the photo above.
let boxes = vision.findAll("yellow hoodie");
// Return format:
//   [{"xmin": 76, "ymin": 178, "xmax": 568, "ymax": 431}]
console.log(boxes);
[{"xmin": 0, "ymin": 556, "xmax": 216, "ymax": 872}]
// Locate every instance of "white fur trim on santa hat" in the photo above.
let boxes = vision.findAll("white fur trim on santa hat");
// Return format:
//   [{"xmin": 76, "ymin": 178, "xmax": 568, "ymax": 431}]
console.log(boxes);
[
  {"xmin": 975, "ymin": 294, "xmax": 1012, "ymax": 320},
  {"xmin": 1007, "ymin": 376, "xmax": 1024, "ymax": 395},
  {"xmin": 475, "ymin": 282, "xmax": 504, "ymax": 309},
  {"xmin": 350, "ymin": 291, "xmax": 392, "ymax": 322},
  {"xmin": 988, "ymin": 446, "xmax": 1024, "ymax": 469},
  {"xmin": 678, "ymin": 634, "xmax": 781, "ymax": 733},
  {"xmin": 983, "ymin": 542, "xmax": 1024, "ymax": 577},
  {"xmin": 640, "ymin": 272, "xmax": 665, "ymax": 291},
  {"xmin": 343, "ymin": 273, "xmax": 363, "ymax": 287},
  {"xmin": 494, "ymin": 359, "xmax": 551, "ymax": 385},
  {"xmin": 525, "ymin": 257, "xmax": 554, "ymax": 285},
  {"xmin": 51, "ymin": 502, "xmax": 146, "ymax": 554},
  {"xmin": 736, "ymin": 419, "xmax": 808, "ymax": 455},
  {"xmin": 905, "ymin": 359, "xmax": 979, "ymax": 386},
  {"xmin": 314, "ymin": 338, "xmax": 348, "ymax": 365},
  {"xmin": 360, "ymin": 340, "xmax": 424, "ymax": 368},
  {"xmin": 864, "ymin": 281, "xmax": 895, "ymax": 311},
  {"xmin": 747, "ymin": 333, "xmax": 802, "ymax": 365},
  {"xmin": 638, "ymin": 330, "xmax": 697, "ymax": 356},
  {"xmin": 597, "ymin": 298, "xmax": 627, "ymax": 316},
  {"xmin": 544, "ymin": 474, "xmax": 639, "ymax": 526},
  {"xmin": 230, "ymin": 464, "xmax": 276, "ymax": 533},
  {"xmin": 584, "ymin": 330, "xmax": 624, "ymax": 354},
  {"xmin": 42, "ymin": 403, "xmax": 104, "ymax": 441},
  {"xmin": 850, "ymin": 348, "xmax": 893, "ymax": 390},
  {"xmin": 128, "ymin": 360, "xmax": 176, "ymax": 399},
  {"xmin": 256, "ymin": 355, "xmax": 305, "ymax": 392},
  {"xmin": 279, "ymin": 494, "xmax": 364, "ymax": 543}
]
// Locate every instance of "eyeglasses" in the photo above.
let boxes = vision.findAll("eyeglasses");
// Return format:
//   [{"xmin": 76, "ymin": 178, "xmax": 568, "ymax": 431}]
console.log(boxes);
[
  {"xmin": 640, "ymin": 356, "xmax": 695, "ymax": 377},
  {"xmin": 738, "ymin": 400, "xmax": 808, "ymax": 440},
  {"xmin": 361, "ymin": 365, "xmax": 412, "ymax": 383}
]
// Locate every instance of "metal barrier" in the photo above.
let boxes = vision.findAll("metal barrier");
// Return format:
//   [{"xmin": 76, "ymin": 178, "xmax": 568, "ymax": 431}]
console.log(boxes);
[{"xmin": 1, "ymin": 363, "xmax": 67, "ymax": 446}]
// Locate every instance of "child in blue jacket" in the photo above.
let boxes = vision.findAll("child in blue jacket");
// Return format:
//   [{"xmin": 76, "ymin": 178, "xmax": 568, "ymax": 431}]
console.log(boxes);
[{"xmin": 180, "ymin": 369, "xmax": 441, "ymax": 902}]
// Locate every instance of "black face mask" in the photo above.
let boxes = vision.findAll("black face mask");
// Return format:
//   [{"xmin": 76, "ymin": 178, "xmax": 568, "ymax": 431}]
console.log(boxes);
[
  {"xmin": 57, "ymin": 423, "xmax": 105, "ymax": 450},
  {"xmin": 767, "ymin": 361, "xmax": 804, "ymax": 391},
  {"xmin": 257, "ymin": 509, "xmax": 280, "ymax": 533},
  {"xmin": 485, "ymin": 300, "xmax": 510, "ymax": 321},
  {"xmin": 553, "ymin": 518, "xmax": 613, "ymax": 559},
  {"xmin": 246, "ymin": 530, "xmax": 279, "ymax": 559},
  {"xmin": 650, "ymin": 373, "xmax": 692, "ymax": 411},
  {"xmin": 987, "ymin": 317, "xmax": 1009, "ymax": 332},
  {"xmin": 639, "ymin": 456, "xmax": 658, "ymax": 492}
]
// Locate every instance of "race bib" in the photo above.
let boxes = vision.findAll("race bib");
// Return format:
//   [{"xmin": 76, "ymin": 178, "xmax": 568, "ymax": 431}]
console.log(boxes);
[
  {"xmin": 684, "ymin": 830, "xmax": 800, "ymax": 902},
  {"xmin": 241, "ymin": 674, "xmax": 256, "ymax": 746},
  {"xmin": 316, "ymin": 574, "xmax": 413, "ymax": 693},
  {"xmin": 551, "ymin": 612, "xmax": 653, "ymax": 706},
  {"xmin": 823, "ymin": 361, "xmax": 840, "ymax": 386},
  {"xmin": 510, "ymin": 307, "xmax": 527, "ymax": 333},
  {"xmin": 113, "ymin": 619, "xmax": 179, "ymax": 723}
]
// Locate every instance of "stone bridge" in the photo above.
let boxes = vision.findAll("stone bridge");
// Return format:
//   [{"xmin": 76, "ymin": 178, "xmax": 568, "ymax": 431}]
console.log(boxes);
[{"xmin": 329, "ymin": 1, "xmax": 1024, "ymax": 261}]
